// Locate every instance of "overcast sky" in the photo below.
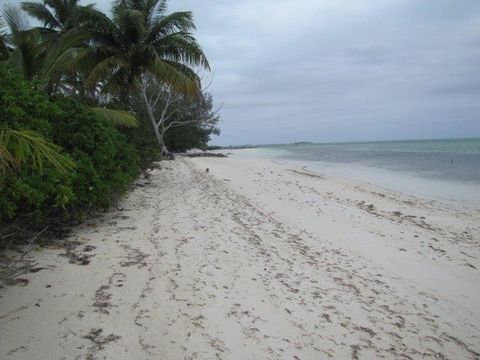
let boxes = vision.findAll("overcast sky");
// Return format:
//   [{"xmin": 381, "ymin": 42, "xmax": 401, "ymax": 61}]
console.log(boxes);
[{"xmin": 3, "ymin": 0, "xmax": 480, "ymax": 145}]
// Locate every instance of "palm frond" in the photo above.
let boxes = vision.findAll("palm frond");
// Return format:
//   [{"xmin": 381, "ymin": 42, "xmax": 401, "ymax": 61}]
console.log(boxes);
[
  {"xmin": 84, "ymin": 54, "xmax": 127, "ymax": 88},
  {"xmin": 147, "ymin": 11, "xmax": 195, "ymax": 41},
  {"xmin": 3, "ymin": 6, "xmax": 46, "ymax": 79},
  {"xmin": 98, "ymin": 68, "xmax": 130, "ymax": 96},
  {"xmin": 21, "ymin": 2, "xmax": 61, "ymax": 29},
  {"xmin": 5, "ymin": 27, "xmax": 46, "ymax": 80},
  {"xmin": 0, "ymin": 128, "xmax": 75, "ymax": 175},
  {"xmin": 148, "ymin": 53, "xmax": 199, "ymax": 96},
  {"xmin": 3, "ymin": 5, "xmax": 30, "ymax": 37},
  {"xmin": 0, "ymin": 15, "xmax": 9, "ymax": 60},
  {"xmin": 41, "ymin": 29, "xmax": 88, "ymax": 83},
  {"xmin": 0, "ymin": 143, "xmax": 17, "ymax": 173},
  {"xmin": 44, "ymin": 0, "xmax": 71, "ymax": 26},
  {"xmin": 77, "ymin": 5, "xmax": 113, "ymax": 31},
  {"xmin": 163, "ymin": 60, "xmax": 200, "ymax": 84},
  {"xmin": 117, "ymin": 8, "xmax": 147, "ymax": 41},
  {"xmin": 148, "ymin": 0, "xmax": 167, "ymax": 20},
  {"xmin": 154, "ymin": 31, "xmax": 210, "ymax": 70},
  {"xmin": 89, "ymin": 107, "xmax": 138, "ymax": 127}
]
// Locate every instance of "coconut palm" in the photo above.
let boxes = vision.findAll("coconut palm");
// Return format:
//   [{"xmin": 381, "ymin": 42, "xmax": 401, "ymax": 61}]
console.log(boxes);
[
  {"xmin": 82, "ymin": 0, "xmax": 209, "ymax": 101},
  {"xmin": 20, "ymin": 0, "xmax": 99, "ymax": 95},
  {"xmin": 21, "ymin": 0, "xmax": 94, "ymax": 34},
  {"xmin": 2, "ymin": 6, "xmax": 138, "ymax": 127},
  {"xmin": 2, "ymin": 6, "xmax": 86, "ymax": 86}
]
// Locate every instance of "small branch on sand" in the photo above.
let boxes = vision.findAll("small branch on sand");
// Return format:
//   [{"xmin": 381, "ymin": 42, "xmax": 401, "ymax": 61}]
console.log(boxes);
[{"xmin": 0, "ymin": 226, "xmax": 48, "ymax": 288}]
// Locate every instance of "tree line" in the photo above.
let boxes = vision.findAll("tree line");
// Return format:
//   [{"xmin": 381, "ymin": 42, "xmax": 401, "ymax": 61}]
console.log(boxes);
[{"xmin": 0, "ymin": 0, "xmax": 220, "ymax": 245}]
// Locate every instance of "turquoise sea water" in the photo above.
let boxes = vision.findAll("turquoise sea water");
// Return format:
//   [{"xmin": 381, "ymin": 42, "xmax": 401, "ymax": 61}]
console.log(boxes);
[
  {"xmin": 229, "ymin": 138, "xmax": 480, "ymax": 207},
  {"xmin": 274, "ymin": 138, "xmax": 480, "ymax": 184}
]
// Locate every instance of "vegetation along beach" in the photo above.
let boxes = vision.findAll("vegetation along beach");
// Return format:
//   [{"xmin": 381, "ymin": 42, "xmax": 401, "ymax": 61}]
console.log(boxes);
[{"xmin": 1, "ymin": 0, "xmax": 479, "ymax": 359}]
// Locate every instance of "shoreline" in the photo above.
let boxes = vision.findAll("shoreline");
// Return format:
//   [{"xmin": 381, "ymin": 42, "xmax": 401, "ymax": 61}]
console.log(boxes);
[
  {"xmin": 1, "ymin": 157, "xmax": 479, "ymax": 359},
  {"xmin": 288, "ymin": 158, "xmax": 480, "ymax": 210},
  {"xmin": 224, "ymin": 147, "xmax": 480, "ymax": 209}
]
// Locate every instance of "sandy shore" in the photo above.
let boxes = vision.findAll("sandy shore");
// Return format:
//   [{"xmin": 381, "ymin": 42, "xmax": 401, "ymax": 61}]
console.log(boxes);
[{"xmin": 1, "ymin": 157, "xmax": 479, "ymax": 359}]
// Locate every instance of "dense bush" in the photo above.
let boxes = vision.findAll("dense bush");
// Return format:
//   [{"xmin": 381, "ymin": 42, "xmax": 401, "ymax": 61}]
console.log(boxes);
[
  {"xmin": 165, "ymin": 123, "xmax": 215, "ymax": 152},
  {"xmin": 0, "ymin": 66, "xmax": 140, "ymax": 225},
  {"xmin": 123, "ymin": 99, "xmax": 161, "ymax": 170},
  {"xmin": 123, "ymin": 121, "xmax": 161, "ymax": 170}
]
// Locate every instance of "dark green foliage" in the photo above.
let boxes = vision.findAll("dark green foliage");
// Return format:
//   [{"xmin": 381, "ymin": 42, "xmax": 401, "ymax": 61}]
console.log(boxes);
[
  {"xmin": 124, "ymin": 124, "xmax": 161, "ymax": 170},
  {"xmin": 51, "ymin": 97, "xmax": 140, "ymax": 209},
  {"xmin": 0, "ymin": 0, "xmax": 219, "ymax": 244},
  {"xmin": 0, "ymin": 0, "xmax": 219, "ymax": 255},
  {"xmin": 125, "ymin": 99, "xmax": 161, "ymax": 170},
  {"xmin": 165, "ymin": 122, "xmax": 216, "ymax": 152},
  {"xmin": 0, "ymin": 66, "xmax": 139, "ymax": 225},
  {"xmin": 164, "ymin": 91, "xmax": 220, "ymax": 152}
]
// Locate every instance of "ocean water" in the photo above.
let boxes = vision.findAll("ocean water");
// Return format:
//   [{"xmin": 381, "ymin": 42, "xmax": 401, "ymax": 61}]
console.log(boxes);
[{"xmin": 227, "ymin": 138, "xmax": 480, "ymax": 208}]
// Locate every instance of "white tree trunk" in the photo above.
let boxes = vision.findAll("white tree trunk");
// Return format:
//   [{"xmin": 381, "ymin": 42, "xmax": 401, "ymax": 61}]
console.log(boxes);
[
  {"xmin": 141, "ymin": 80, "xmax": 170, "ymax": 157},
  {"xmin": 140, "ymin": 77, "xmax": 196, "ymax": 159}
]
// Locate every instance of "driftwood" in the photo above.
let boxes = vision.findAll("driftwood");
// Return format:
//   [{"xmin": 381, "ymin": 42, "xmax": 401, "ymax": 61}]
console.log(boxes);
[
  {"xmin": 0, "ymin": 226, "xmax": 48, "ymax": 288},
  {"xmin": 178, "ymin": 152, "xmax": 227, "ymax": 158}
]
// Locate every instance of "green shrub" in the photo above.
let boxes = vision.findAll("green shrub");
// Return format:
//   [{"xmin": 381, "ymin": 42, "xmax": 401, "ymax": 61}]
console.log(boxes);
[
  {"xmin": 122, "ymin": 116, "xmax": 161, "ymax": 170},
  {"xmin": 0, "ymin": 66, "xmax": 140, "ymax": 226},
  {"xmin": 126, "ymin": 97, "xmax": 161, "ymax": 169}
]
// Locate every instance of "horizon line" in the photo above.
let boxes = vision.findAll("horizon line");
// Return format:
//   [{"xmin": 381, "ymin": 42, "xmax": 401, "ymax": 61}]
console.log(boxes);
[{"xmin": 212, "ymin": 136, "xmax": 480, "ymax": 148}]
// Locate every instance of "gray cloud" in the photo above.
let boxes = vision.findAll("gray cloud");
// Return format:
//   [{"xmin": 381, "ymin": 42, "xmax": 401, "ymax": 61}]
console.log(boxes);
[{"xmin": 3, "ymin": 0, "xmax": 480, "ymax": 145}]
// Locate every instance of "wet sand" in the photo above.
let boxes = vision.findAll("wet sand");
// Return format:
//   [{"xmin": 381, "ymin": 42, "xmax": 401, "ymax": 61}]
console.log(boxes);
[{"xmin": 1, "ymin": 157, "xmax": 479, "ymax": 359}]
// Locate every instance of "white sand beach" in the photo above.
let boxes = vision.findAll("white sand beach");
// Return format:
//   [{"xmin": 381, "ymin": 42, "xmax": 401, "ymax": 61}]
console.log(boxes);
[{"xmin": 1, "ymin": 157, "xmax": 479, "ymax": 359}]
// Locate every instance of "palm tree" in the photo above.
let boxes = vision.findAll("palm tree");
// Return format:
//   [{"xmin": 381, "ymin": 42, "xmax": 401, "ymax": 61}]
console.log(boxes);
[
  {"xmin": 0, "ymin": 9, "xmax": 77, "ymax": 176},
  {"xmin": 21, "ymin": 0, "xmax": 94, "ymax": 34},
  {"xmin": 20, "ymin": 0, "xmax": 99, "ymax": 96},
  {"xmin": 82, "ymin": 0, "xmax": 209, "ymax": 101},
  {"xmin": 2, "ymin": 6, "xmax": 138, "ymax": 127},
  {"xmin": 2, "ymin": 6, "xmax": 86, "ymax": 86}
]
